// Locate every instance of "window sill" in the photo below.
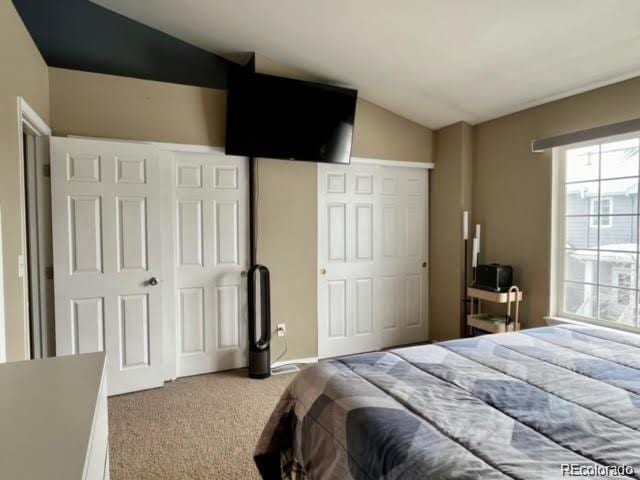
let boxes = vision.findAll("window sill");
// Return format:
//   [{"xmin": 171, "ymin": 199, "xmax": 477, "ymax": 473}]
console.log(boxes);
[{"xmin": 544, "ymin": 316, "xmax": 640, "ymax": 335}]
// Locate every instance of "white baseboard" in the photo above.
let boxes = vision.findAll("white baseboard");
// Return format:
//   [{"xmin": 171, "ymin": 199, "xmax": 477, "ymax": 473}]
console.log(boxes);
[{"xmin": 272, "ymin": 356, "xmax": 318, "ymax": 368}]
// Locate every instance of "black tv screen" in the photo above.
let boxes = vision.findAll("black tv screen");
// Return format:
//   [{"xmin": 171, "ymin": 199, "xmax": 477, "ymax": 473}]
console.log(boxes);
[{"xmin": 225, "ymin": 71, "xmax": 358, "ymax": 164}]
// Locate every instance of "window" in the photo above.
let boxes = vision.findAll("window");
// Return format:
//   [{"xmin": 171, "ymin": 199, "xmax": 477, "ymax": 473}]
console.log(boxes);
[
  {"xmin": 616, "ymin": 271, "xmax": 632, "ymax": 305},
  {"xmin": 553, "ymin": 134, "xmax": 640, "ymax": 329},
  {"xmin": 589, "ymin": 198, "xmax": 612, "ymax": 228}
]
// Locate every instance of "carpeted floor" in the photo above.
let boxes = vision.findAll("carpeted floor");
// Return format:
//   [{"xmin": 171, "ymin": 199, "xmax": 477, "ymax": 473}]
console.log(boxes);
[{"xmin": 108, "ymin": 369, "xmax": 295, "ymax": 480}]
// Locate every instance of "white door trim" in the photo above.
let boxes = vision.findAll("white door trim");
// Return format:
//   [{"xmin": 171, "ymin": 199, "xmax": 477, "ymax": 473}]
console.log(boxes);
[
  {"xmin": 0, "ymin": 204, "xmax": 5, "ymax": 362},
  {"xmin": 351, "ymin": 157, "xmax": 434, "ymax": 169},
  {"xmin": 16, "ymin": 97, "xmax": 51, "ymax": 360},
  {"xmin": 18, "ymin": 97, "xmax": 52, "ymax": 137}
]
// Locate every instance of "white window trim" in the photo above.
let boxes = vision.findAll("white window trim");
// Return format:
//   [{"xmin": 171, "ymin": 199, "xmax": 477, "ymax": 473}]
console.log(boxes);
[
  {"xmin": 550, "ymin": 133, "xmax": 640, "ymax": 333},
  {"xmin": 545, "ymin": 315, "xmax": 640, "ymax": 335}
]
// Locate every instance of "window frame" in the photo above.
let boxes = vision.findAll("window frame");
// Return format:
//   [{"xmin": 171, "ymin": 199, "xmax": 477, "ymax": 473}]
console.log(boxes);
[{"xmin": 551, "ymin": 132, "xmax": 640, "ymax": 332}]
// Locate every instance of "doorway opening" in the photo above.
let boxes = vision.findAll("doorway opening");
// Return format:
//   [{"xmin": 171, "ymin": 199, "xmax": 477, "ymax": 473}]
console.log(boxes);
[{"xmin": 18, "ymin": 97, "xmax": 53, "ymax": 359}]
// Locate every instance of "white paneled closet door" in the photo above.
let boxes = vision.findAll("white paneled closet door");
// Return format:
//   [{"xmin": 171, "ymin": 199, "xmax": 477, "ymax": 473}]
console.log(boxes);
[
  {"xmin": 51, "ymin": 137, "xmax": 165, "ymax": 396},
  {"xmin": 318, "ymin": 163, "xmax": 381, "ymax": 358},
  {"xmin": 170, "ymin": 151, "xmax": 249, "ymax": 377},
  {"xmin": 378, "ymin": 166, "xmax": 429, "ymax": 348},
  {"xmin": 318, "ymin": 162, "xmax": 429, "ymax": 358}
]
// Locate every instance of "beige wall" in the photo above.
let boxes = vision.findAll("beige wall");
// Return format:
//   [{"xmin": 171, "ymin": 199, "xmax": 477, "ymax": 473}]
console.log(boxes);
[
  {"xmin": 430, "ymin": 122, "xmax": 473, "ymax": 341},
  {"xmin": 252, "ymin": 158, "xmax": 318, "ymax": 359},
  {"xmin": 50, "ymin": 68, "xmax": 227, "ymax": 145},
  {"xmin": 48, "ymin": 62, "xmax": 433, "ymax": 361},
  {"xmin": 0, "ymin": 3, "xmax": 50, "ymax": 361},
  {"xmin": 473, "ymin": 76, "xmax": 640, "ymax": 328},
  {"xmin": 353, "ymin": 100, "xmax": 433, "ymax": 162}
]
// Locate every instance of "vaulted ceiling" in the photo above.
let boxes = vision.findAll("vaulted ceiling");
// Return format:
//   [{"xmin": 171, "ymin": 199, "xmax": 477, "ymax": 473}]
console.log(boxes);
[
  {"xmin": 14, "ymin": 0, "xmax": 233, "ymax": 89},
  {"xmin": 94, "ymin": 0, "xmax": 640, "ymax": 129}
]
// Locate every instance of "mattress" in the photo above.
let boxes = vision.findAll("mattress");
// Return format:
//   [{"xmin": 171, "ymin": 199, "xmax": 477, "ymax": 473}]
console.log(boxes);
[{"xmin": 254, "ymin": 324, "xmax": 640, "ymax": 479}]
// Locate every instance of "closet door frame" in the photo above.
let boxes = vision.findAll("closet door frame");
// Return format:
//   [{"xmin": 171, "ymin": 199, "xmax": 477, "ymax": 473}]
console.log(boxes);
[{"xmin": 317, "ymin": 157, "xmax": 433, "ymax": 359}]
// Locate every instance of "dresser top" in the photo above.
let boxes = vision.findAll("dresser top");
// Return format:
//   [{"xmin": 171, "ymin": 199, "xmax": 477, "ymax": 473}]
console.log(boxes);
[{"xmin": 0, "ymin": 352, "xmax": 106, "ymax": 480}]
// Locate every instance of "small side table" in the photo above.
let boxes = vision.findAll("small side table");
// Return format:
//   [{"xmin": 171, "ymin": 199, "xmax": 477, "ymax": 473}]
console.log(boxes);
[{"xmin": 466, "ymin": 286, "xmax": 523, "ymax": 336}]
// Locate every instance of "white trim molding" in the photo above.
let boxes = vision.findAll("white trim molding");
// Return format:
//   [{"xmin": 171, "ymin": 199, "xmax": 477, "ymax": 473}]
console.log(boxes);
[
  {"xmin": 351, "ymin": 156, "xmax": 434, "ymax": 169},
  {"xmin": 18, "ymin": 97, "xmax": 51, "ymax": 137},
  {"xmin": 0, "ymin": 204, "xmax": 5, "ymax": 362},
  {"xmin": 271, "ymin": 356, "xmax": 318, "ymax": 368},
  {"xmin": 545, "ymin": 316, "xmax": 640, "ymax": 335}
]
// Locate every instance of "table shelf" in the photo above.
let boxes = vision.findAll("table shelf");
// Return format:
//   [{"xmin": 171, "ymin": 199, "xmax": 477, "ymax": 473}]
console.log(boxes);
[
  {"xmin": 466, "ymin": 286, "xmax": 523, "ymax": 336},
  {"xmin": 467, "ymin": 314, "xmax": 517, "ymax": 334},
  {"xmin": 467, "ymin": 287, "xmax": 523, "ymax": 303}
]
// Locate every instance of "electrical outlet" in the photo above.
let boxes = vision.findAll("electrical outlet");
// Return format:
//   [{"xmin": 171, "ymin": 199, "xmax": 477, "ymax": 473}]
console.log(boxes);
[{"xmin": 276, "ymin": 323, "xmax": 286, "ymax": 336}]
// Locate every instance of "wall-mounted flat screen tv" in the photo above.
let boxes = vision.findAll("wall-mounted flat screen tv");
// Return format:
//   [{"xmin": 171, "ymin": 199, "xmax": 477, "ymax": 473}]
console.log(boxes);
[{"xmin": 225, "ymin": 70, "xmax": 358, "ymax": 164}]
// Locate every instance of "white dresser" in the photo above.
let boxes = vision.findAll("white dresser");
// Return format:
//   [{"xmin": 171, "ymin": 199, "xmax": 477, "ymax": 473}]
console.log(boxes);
[{"xmin": 0, "ymin": 352, "xmax": 109, "ymax": 480}]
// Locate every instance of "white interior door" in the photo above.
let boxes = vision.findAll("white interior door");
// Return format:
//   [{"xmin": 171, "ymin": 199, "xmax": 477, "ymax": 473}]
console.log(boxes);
[
  {"xmin": 318, "ymin": 163, "xmax": 381, "ymax": 357},
  {"xmin": 170, "ymin": 150, "xmax": 249, "ymax": 377},
  {"xmin": 51, "ymin": 137, "xmax": 165, "ymax": 395},
  {"xmin": 318, "ymin": 162, "xmax": 429, "ymax": 358}
]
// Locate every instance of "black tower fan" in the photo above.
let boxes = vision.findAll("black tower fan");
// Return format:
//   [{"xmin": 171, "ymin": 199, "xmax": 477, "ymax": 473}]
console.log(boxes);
[{"xmin": 248, "ymin": 264, "xmax": 271, "ymax": 378}]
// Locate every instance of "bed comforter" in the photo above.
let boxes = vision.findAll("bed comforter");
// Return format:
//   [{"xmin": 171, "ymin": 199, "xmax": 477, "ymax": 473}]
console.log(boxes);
[{"xmin": 254, "ymin": 325, "xmax": 640, "ymax": 479}]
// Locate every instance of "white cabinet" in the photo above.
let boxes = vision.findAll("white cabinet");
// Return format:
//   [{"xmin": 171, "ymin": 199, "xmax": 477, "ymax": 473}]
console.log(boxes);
[{"xmin": 0, "ymin": 352, "xmax": 109, "ymax": 480}]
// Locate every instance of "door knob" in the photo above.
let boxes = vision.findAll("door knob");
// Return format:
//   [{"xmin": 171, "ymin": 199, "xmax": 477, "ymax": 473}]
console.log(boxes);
[
  {"xmin": 422, "ymin": 262, "xmax": 427, "ymax": 268},
  {"xmin": 148, "ymin": 277, "xmax": 159, "ymax": 286},
  {"xmin": 320, "ymin": 268, "xmax": 326, "ymax": 275}
]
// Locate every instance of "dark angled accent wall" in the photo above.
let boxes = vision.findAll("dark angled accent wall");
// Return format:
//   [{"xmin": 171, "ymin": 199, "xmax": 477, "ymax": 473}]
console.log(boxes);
[{"xmin": 13, "ymin": 0, "xmax": 235, "ymax": 89}]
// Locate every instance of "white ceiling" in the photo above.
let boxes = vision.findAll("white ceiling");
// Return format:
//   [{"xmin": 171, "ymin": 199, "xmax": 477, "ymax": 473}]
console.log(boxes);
[{"xmin": 93, "ymin": 0, "xmax": 640, "ymax": 129}]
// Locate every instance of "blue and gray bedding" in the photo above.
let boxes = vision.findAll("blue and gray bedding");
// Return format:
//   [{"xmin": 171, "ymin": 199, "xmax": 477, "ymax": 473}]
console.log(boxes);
[{"xmin": 254, "ymin": 325, "xmax": 640, "ymax": 479}]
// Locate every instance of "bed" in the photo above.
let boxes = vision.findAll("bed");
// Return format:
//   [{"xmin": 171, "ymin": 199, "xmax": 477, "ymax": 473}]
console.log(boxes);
[{"xmin": 254, "ymin": 324, "xmax": 640, "ymax": 479}]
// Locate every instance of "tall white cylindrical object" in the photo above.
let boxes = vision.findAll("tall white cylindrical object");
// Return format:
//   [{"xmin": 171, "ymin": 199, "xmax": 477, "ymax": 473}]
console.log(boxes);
[
  {"xmin": 462, "ymin": 211, "xmax": 469, "ymax": 240},
  {"xmin": 472, "ymin": 238, "xmax": 479, "ymax": 268}
]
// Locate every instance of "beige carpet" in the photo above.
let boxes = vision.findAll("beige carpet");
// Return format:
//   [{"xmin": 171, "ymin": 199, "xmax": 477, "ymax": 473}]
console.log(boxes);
[{"xmin": 108, "ymin": 369, "xmax": 295, "ymax": 480}]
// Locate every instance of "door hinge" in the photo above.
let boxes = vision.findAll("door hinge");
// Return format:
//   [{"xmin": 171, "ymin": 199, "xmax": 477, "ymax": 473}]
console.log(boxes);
[
  {"xmin": 46, "ymin": 266, "xmax": 54, "ymax": 279},
  {"xmin": 42, "ymin": 164, "xmax": 51, "ymax": 178}
]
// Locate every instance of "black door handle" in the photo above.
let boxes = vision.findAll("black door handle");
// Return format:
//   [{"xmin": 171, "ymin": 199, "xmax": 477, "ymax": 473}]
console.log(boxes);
[{"xmin": 148, "ymin": 277, "xmax": 159, "ymax": 286}]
